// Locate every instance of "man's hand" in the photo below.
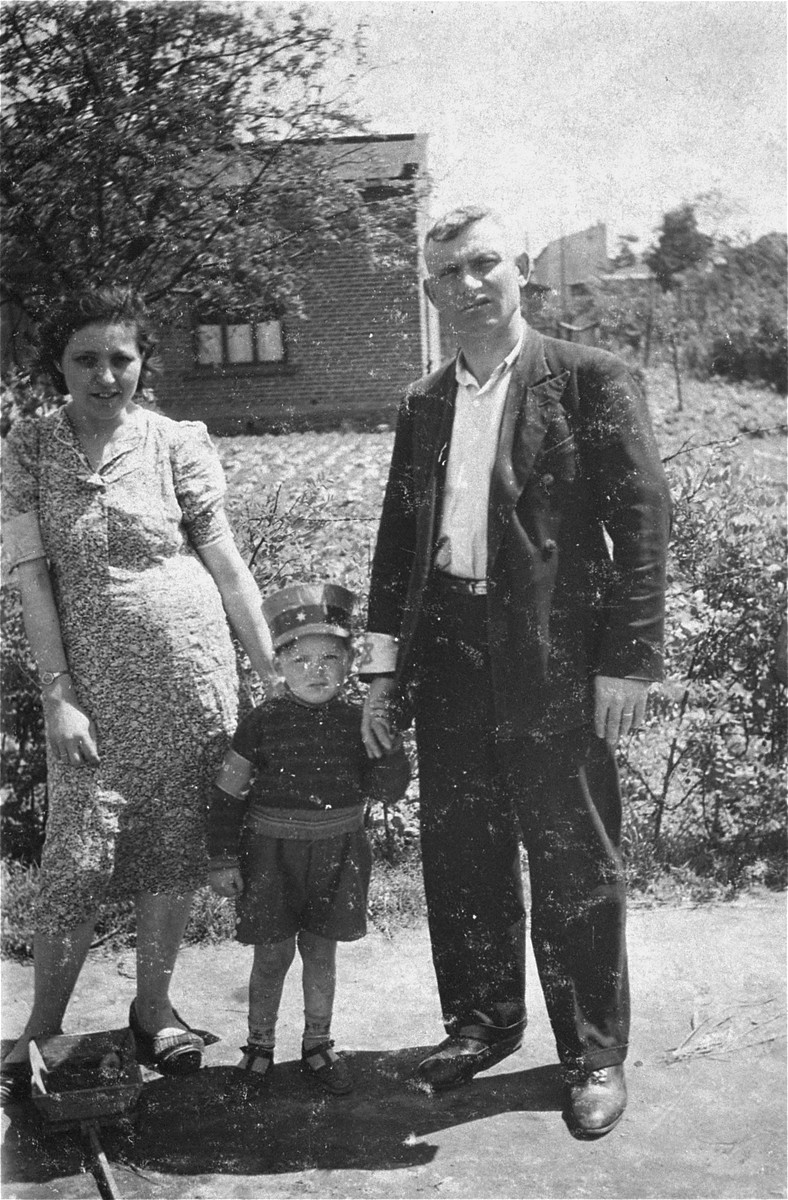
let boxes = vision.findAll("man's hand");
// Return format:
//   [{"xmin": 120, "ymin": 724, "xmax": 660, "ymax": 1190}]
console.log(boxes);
[
  {"xmin": 362, "ymin": 676, "xmax": 397, "ymax": 758},
  {"xmin": 209, "ymin": 867, "xmax": 244, "ymax": 898},
  {"xmin": 594, "ymin": 676, "xmax": 650, "ymax": 745}
]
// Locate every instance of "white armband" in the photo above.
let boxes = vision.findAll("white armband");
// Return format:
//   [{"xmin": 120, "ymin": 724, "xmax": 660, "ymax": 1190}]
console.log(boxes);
[
  {"xmin": 355, "ymin": 633, "xmax": 399, "ymax": 674},
  {"xmin": 215, "ymin": 748, "xmax": 254, "ymax": 799}
]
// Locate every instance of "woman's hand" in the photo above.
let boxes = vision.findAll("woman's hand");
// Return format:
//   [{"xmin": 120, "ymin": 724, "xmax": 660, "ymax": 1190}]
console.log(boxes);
[
  {"xmin": 43, "ymin": 678, "xmax": 100, "ymax": 767},
  {"xmin": 261, "ymin": 671, "xmax": 286, "ymax": 701},
  {"xmin": 13, "ymin": 559, "xmax": 99, "ymax": 767}
]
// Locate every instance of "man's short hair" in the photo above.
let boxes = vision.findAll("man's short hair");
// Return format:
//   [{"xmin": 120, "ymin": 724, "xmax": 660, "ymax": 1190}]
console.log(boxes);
[
  {"xmin": 423, "ymin": 205, "xmax": 520, "ymax": 260},
  {"xmin": 425, "ymin": 205, "xmax": 498, "ymax": 246}
]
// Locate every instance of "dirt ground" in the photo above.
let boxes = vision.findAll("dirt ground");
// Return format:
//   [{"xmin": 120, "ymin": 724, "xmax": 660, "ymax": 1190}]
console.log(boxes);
[{"xmin": 2, "ymin": 892, "xmax": 785, "ymax": 1200}]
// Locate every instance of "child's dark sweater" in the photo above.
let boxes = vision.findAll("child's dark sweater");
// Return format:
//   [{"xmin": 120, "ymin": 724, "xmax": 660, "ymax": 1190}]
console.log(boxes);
[{"xmin": 208, "ymin": 693, "xmax": 409, "ymax": 866}]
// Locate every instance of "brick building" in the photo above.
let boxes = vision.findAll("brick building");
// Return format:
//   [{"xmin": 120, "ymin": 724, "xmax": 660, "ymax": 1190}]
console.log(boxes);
[{"xmin": 156, "ymin": 133, "xmax": 438, "ymax": 434}]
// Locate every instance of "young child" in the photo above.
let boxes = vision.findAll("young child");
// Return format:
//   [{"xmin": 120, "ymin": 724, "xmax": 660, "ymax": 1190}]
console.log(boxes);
[{"xmin": 208, "ymin": 582, "xmax": 409, "ymax": 1095}]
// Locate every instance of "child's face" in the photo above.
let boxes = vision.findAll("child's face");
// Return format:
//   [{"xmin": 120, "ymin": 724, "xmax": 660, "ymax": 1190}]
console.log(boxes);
[{"xmin": 276, "ymin": 634, "xmax": 350, "ymax": 705}]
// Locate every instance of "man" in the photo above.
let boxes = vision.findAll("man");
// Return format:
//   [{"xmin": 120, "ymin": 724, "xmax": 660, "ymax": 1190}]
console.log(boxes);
[{"xmin": 360, "ymin": 205, "xmax": 671, "ymax": 1138}]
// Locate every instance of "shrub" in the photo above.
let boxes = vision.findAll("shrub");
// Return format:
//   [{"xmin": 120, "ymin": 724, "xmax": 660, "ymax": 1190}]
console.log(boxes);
[
  {"xmin": 0, "ymin": 860, "xmax": 138, "ymax": 959},
  {"xmin": 1, "ymin": 859, "xmax": 39, "ymax": 959},
  {"xmin": 183, "ymin": 886, "xmax": 238, "ymax": 946},
  {"xmin": 367, "ymin": 854, "xmax": 427, "ymax": 935},
  {"xmin": 0, "ymin": 368, "xmax": 64, "ymax": 437},
  {"xmin": 619, "ymin": 455, "xmax": 787, "ymax": 890},
  {"xmin": 707, "ymin": 306, "xmax": 788, "ymax": 393},
  {"xmin": 1, "ymin": 587, "xmax": 47, "ymax": 863}
]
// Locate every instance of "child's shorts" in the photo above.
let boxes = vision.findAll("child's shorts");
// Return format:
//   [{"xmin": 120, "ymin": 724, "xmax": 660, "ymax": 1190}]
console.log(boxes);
[{"xmin": 236, "ymin": 826, "xmax": 372, "ymax": 945}]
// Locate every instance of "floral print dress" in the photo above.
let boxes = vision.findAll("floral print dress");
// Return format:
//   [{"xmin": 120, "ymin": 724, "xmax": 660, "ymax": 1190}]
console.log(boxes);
[{"xmin": 3, "ymin": 407, "xmax": 239, "ymax": 932}]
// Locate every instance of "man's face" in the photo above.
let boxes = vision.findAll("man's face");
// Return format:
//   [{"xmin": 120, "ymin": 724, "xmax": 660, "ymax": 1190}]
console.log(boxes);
[{"xmin": 424, "ymin": 217, "xmax": 525, "ymax": 339}]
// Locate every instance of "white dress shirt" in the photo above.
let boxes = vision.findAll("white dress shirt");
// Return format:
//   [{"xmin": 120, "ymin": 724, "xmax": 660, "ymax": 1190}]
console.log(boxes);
[
  {"xmin": 434, "ymin": 330, "xmax": 525, "ymax": 578},
  {"xmin": 359, "ymin": 331, "xmax": 525, "ymax": 674}
]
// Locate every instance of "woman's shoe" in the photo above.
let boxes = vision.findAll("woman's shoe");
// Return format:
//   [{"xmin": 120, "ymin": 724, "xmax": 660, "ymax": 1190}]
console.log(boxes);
[
  {"xmin": 301, "ymin": 1040, "xmax": 353, "ymax": 1095},
  {"xmin": 0, "ymin": 1060, "xmax": 32, "ymax": 1107},
  {"xmin": 128, "ymin": 1001, "xmax": 204, "ymax": 1075},
  {"xmin": 238, "ymin": 1043, "xmax": 274, "ymax": 1085}
]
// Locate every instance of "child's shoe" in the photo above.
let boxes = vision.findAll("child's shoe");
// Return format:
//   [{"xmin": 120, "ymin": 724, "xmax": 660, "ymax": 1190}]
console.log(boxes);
[
  {"xmin": 301, "ymin": 1040, "xmax": 353, "ymax": 1095},
  {"xmin": 238, "ymin": 1043, "xmax": 274, "ymax": 1084}
]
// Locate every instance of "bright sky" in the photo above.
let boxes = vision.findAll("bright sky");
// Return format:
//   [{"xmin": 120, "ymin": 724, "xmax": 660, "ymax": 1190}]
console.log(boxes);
[{"xmin": 316, "ymin": 0, "xmax": 787, "ymax": 257}]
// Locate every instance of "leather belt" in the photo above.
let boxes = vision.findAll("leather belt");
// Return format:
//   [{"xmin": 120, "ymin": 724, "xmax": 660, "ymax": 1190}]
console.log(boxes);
[{"xmin": 432, "ymin": 571, "xmax": 488, "ymax": 596}]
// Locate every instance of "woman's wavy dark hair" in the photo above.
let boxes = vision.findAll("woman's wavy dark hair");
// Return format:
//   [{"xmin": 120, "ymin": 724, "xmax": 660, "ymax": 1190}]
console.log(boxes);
[{"xmin": 38, "ymin": 286, "xmax": 159, "ymax": 396}]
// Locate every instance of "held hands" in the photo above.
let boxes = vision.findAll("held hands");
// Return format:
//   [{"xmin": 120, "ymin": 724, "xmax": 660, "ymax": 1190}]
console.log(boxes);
[
  {"xmin": 594, "ymin": 675, "xmax": 651, "ymax": 745},
  {"xmin": 362, "ymin": 676, "xmax": 397, "ymax": 759},
  {"xmin": 43, "ymin": 680, "xmax": 100, "ymax": 767},
  {"xmin": 261, "ymin": 670, "xmax": 286, "ymax": 701},
  {"xmin": 209, "ymin": 867, "xmax": 244, "ymax": 898}
]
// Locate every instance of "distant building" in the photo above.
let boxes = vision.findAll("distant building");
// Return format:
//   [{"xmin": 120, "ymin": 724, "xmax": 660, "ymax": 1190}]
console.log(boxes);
[
  {"xmin": 531, "ymin": 222, "xmax": 609, "ymax": 297},
  {"xmin": 528, "ymin": 223, "xmax": 609, "ymax": 344},
  {"xmin": 155, "ymin": 133, "xmax": 437, "ymax": 433}
]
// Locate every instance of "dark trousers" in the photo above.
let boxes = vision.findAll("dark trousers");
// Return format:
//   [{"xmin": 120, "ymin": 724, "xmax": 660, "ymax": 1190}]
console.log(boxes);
[{"xmin": 414, "ymin": 589, "xmax": 629, "ymax": 1070}]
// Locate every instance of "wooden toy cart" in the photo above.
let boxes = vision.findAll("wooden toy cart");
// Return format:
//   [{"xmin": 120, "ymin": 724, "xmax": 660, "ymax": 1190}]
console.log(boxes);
[{"xmin": 29, "ymin": 1028, "xmax": 143, "ymax": 1200}]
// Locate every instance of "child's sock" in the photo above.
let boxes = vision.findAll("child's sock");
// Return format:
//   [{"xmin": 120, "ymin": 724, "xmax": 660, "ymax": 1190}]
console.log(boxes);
[
  {"xmin": 248, "ymin": 1023, "xmax": 276, "ymax": 1051},
  {"xmin": 239, "ymin": 1024, "xmax": 276, "ymax": 1077},
  {"xmin": 301, "ymin": 1018, "xmax": 353, "ymax": 1094},
  {"xmin": 302, "ymin": 1018, "xmax": 332, "ymax": 1052}
]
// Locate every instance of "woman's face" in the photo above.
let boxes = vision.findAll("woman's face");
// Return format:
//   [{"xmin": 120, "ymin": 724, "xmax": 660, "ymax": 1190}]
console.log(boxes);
[{"xmin": 60, "ymin": 322, "xmax": 143, "ymax": 425}]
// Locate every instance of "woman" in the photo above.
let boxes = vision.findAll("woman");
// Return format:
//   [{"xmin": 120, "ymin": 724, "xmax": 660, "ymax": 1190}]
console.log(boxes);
[{"xmin": 1, "ymin": 287, "xmax": 277, "ymax": 1101}]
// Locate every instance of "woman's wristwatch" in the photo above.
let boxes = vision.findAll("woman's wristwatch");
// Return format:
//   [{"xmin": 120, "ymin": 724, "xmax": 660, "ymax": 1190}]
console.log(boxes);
[{"xmin": 40, "ymin": 670, "xmax": 70, "ymax": 687}]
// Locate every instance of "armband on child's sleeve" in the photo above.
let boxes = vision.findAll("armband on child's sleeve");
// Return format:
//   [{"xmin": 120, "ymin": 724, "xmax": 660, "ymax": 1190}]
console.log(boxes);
[{"xmin": 216, "ymin": 748, "xmax": 254, "ymax": 799}]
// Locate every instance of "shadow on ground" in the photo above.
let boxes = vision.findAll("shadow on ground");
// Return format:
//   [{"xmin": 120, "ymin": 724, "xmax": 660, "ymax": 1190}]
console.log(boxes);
[{"xmin": 2, "ymin": 1047, "xmax": 563, "ymax": 1185}]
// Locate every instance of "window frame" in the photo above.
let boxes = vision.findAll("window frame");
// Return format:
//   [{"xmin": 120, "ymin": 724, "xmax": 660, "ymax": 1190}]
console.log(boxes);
[{"xmin": 192, "ymin": 313, "xmax": 289, "ymax": 372}]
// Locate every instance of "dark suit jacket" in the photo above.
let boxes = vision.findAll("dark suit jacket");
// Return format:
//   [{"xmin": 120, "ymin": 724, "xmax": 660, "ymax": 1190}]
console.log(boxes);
[{"xmin": 366, "ymin": 327, "xmax": 672, "ymax": 739}]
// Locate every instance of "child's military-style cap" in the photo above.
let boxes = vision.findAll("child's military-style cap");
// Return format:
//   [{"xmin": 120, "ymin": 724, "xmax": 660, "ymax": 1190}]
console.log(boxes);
[{"xmin": 262, "ymin": 582, "xmax": 356, "ymax": 649}]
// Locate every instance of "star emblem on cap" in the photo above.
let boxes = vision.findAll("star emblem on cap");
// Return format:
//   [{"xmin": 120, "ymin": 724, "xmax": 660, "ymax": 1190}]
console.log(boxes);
[{"xmin": 296, "ymin": 610, "xmax": 306, "ymax": 622}]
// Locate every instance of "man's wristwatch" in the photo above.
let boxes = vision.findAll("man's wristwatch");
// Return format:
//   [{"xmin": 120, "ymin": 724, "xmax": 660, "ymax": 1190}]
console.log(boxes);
[{"xmin": 40, "ymin": 670, "xmax": 70, "ymax": 687}]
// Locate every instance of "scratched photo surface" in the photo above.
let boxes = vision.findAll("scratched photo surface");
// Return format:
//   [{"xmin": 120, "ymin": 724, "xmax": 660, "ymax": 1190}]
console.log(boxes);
[{"xmin": 1, "ymin": 2, "xmax": 785, "ymax": 1198}]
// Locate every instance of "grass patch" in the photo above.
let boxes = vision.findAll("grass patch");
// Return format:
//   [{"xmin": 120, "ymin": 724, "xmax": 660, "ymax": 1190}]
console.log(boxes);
[
  {"xmin": 1, "ymin": 860, "xmax": 38, "ymax": 960},
  {"xmin": 367, "ymin": 854, "xmax": 427, "ymax": 936}
]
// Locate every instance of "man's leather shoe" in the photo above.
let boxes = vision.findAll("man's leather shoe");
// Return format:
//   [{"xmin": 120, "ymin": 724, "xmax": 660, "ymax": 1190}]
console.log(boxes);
[
  {"xmin": 417, "ymin": 1016, "xmax": 524, "ymax": 1090},
  {"xmin": 564, "ymin": 1063, "xmax": 627, "ymax": 1138}
]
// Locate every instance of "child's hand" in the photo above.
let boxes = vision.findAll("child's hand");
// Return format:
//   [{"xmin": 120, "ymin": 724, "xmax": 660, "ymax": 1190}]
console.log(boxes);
[
  {"xmin": 262, "ymin": 672, "xmax": 286, "ymax": 701},
  {"xmin": 209, "ymin": 867, "xmax": 244, "ymax": 897}
]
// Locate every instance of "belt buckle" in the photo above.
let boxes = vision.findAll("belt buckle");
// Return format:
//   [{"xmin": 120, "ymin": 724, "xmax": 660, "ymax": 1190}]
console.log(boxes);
[{"xmin": 433, "ymin": 570, "xmax": 487, "ymax": 596}]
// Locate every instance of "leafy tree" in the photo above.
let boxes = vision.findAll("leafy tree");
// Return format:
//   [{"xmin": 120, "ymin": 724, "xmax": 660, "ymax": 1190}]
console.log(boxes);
[
  {"xmin": 0, "ymin": 0, "xmax": 402, "ymax": 343},
  {"xmin": 646, "ymin": 203, "xmax": 712, "ymax": 291},
  {"xmin": 673, "ymin": 233, "xmax": 787, "ymax": 392},
  {"xmin": 612, "ymin": 233, "xmax": 639, "ymax": 270},
  {"xmin": 693, "ymin": 187, "xmax": 751, "ymax": 245}
]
